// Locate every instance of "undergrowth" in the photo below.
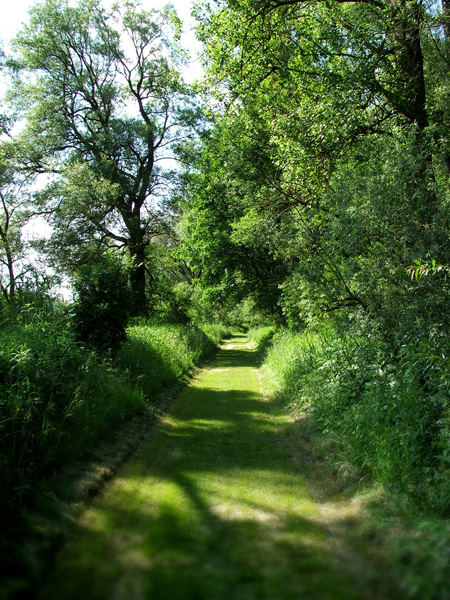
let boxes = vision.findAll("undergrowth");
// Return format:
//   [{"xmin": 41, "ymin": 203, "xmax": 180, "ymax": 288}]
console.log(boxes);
[
  {"xmin": 251, "ymin": 325, "xmax": 449, "ymax": 599},
  {"xmin": 0, "ymin": 304, "xmax": 227, "ymax": 524}
]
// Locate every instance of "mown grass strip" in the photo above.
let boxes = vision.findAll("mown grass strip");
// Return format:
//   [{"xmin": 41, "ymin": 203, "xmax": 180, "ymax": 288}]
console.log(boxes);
[{"xmin": 38, "ymin": 335, "xmax": 370, "ymax": 600}]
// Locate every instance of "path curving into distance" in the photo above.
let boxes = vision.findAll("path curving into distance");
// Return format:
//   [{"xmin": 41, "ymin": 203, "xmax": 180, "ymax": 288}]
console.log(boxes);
[{"xmin": 38, "ymin": 334, "xmax": 372, "ymax": 600}]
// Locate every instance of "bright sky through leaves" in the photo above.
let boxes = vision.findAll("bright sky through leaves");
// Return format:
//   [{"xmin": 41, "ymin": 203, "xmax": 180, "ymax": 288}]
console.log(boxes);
[
  {"xmin": 0, "ymin": 0, "xmax": 202, "ymax": 297},
  {"xmin": 1, "ymin": 0, "xmax": 203, "ymax": 81}
]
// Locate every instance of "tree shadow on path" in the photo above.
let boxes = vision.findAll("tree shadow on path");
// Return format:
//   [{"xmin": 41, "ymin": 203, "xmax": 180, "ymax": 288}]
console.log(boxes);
[{"xmin": 37, "ymin": 336, "xmax": 379, "ymax": 600}]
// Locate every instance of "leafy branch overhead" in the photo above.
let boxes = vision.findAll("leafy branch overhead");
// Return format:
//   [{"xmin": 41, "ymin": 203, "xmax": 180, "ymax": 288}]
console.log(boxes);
[
  {"xmin": 8, "ymin": 0, "xmax": 201, "ymax": 314},
  {"xmin": 0, "ymin": 1, "xmax": 448, "ymax": 593}
]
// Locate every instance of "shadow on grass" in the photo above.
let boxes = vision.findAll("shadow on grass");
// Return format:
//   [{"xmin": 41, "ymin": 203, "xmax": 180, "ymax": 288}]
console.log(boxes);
[{"xmin": 36, "ymin": 336, "xmax": 378, "ymax": 600}]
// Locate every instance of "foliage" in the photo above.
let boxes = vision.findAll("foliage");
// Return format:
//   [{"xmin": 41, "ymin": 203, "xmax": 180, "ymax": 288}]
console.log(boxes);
[
  {"xmin": 198, "ymin": 322, "xmax": 230, "ymax": 346},
  {"xmin": 378, "ymin": 510, "xmax": 450, "ymax": 600},
  {"xmin": 0, "ymin": 298, "xmax": 225, "ymax": 523},
  {"xmin": 151, "ymin": 280, "xmax": 195, "ymax": 324},
  {"xmin": 8, "ymin": 0, "xmax": 200, "ymax": 314},
  {"xmin": 225, "ymin": 298, "xmax": 275, "ymax": 330},
  {"xmin": 406, "ymin": 259, "xmax": 450, "ymax": 280},
  {"xmin": 176, "ymin": 1, "xmax": 449, "ymax": 546},
  {"xmin": 72, "ymin": 251, "xmax": 132, "ymax": 352},
  {"xmin": 260, "ymin": 326, "xmax": 449, "ymax": 514},
  {"xmin": 115, "ymin": 319, "xmax": 219, "ymax": 397},
  {"xmin": 0, "ymin": 143, "xmax": 38, "ymax": 303},
  {"xmin": 247, "ymin": 325, "xmax": 276, "ymax": 358},
  {"xmin": 258, "ymin": 323, "xmax": 449, "ymax": 599},
  {"xmin": 0, "ymin": 299, "xmax": 143, "ymax": 514},
  {"xmin": 184, "ymin": 0, "xmax": 449, "ymax": 334},
  {"xmin": 177, "ymin": 111, "xmax": 290, "ymax": 316}
]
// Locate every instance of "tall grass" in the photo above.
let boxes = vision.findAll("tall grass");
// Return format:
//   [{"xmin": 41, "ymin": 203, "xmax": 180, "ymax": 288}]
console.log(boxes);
[
  {"xmin": 259, "ymin": 326, "xmax": 448, "ymax": 512},
  {"xmin": 247, "ymin": 325, "xmax": 275, "ymax": 358},
  {"xmin": 0, "ymin": 309, "xmax": 227, "ymax": 518},
  {"xmin": 252, "ymin": 325, "xmax": 449, "ymax": 599},
  {"xmin": 198, "ymin": 322, "xmax": 230, "ymax": 346},
  {"xmin": 0, "ymin": 317, "xmax": 140, "ymax": 512},
  {"xmin": 115, "ymin": 320, "xmax": 223, "ymax": 397}
]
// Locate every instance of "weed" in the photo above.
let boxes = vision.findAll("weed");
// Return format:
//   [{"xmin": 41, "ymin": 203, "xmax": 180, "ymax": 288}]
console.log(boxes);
[{"xmin": 253, "ymin": 324, "xmax": 449, "ymax": 599}]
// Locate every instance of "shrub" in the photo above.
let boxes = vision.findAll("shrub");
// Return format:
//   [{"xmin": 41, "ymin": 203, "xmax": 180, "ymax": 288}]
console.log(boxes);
[{"xmin": 72, "ymin": 252, "xmax": 132, "ymax": 352}]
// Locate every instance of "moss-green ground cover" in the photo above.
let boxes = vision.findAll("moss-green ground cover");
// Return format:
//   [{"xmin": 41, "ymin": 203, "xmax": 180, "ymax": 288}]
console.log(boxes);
[{"xmin": 38, "ymin": 335, "xmax": 371, "ymax": 600}]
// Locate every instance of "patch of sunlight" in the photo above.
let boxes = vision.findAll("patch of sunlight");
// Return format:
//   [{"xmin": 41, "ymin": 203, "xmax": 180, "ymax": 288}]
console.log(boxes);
[
  {"xmin": 36, "ymin": 334, "xmax": 370, "ymax": 600},
  {"xmin": 236, "ymin": 410, "xmax": 276, "ymax": 422},
  {"xmin": 113, "ymin": 534, "xmax": 153, "ymax": 569},
  {"xmin": 111, "ymin": 478, "xmax": 165, "ymax": 507},
  {"xmin": 188, "ymin": 418, "xmax": 231, "ymax": 428},
  {"xmin": 163, "ymin": 430, "xmax": 193, "ymax": 438},
  {"xmin": 211, "ymin": 501, "xmax": 280, "ymax": 524},
  {"xmin": 81, "ymin": 508, "xmax": 112, "ymax": 533},
  {"xmin": 195, "ymin": 470, "xmax": 318, "ymax": 511},
  {"xmin": 164, "ymin": 417, "xmax": 232, "ymax": 432}
]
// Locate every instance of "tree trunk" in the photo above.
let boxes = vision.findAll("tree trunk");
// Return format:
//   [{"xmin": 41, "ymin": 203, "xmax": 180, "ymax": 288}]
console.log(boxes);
[
  {"xmin": 389, "ymin": 0, "xmax": 429, "ymax": 129},
  {"xmin": 128, "ymin": 239, "xmax": 148, "ymax": 317},
  {"xmin": 0, "ymin": 232, "xmax": 16, "ymax": 303}
]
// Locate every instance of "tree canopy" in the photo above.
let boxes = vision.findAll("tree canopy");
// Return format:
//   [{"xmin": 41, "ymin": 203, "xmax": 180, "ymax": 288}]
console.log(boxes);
[
  {"xmin": 8, "ymin": 0, "xmax": 200, "ymax": 314},
  {"xmin": 178, "ymin": 0, "xmax": 449, "ymax": 335}
]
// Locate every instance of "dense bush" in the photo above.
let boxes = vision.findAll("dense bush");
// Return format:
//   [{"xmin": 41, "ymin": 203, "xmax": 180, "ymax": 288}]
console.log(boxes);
[
  {"xmin": 258, "ymin": 326, "xmax": 449, "ymax": 514},
  {"xmin": 72, "ymin": 252, "xmax": 132, "ymax": 352}
]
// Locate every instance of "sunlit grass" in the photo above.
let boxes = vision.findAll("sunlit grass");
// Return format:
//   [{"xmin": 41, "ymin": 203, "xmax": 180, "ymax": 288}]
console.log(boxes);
[
  {"xmin": 38, "ymin": 335, "xmax": 369, "ymax": 600},
  {"xmin": 257, "ymin": 326, "xmax": 450, "ymax": 599}
]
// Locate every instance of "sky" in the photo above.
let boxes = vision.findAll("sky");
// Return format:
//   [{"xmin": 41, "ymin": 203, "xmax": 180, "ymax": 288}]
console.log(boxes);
[{"xmin": 0, "ymin": 0, "xmax": 203, "ymax": 80}]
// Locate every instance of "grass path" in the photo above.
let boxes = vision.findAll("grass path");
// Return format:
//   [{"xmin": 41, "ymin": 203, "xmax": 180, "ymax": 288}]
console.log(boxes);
[{"xmin": 38, "ymin": 334, "xmax": 371, "ymax": 600}]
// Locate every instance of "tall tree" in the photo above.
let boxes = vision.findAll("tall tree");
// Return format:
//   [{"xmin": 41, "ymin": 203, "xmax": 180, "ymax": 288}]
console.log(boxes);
[
  {"xmin": 178, "ymin": 108, "xmax": 290, "ymax": 315},
  {"xmin": 196, "ymin": 0, "xmax": 450, "ymax": 182},
  {"xmin": 9, "ymin": 0, "xmax": 199, "ymax": 314},
  {"xmin": 186, "ymin": 0, "xmax": 448, "ymax": 331},
  {"xmin": 198, "ymin": 0, "xmax": 437, "ymax": 130}
]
